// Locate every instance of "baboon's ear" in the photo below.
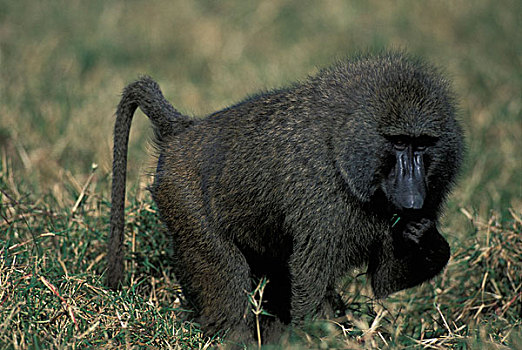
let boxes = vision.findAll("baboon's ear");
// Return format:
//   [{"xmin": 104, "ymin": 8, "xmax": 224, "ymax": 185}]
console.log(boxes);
[{"xmin": 334, "ymin": 124, "xmax": 381, "ymax": 203}]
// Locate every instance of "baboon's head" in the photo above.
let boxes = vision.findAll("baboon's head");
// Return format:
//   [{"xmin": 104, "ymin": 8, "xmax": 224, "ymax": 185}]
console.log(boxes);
[{"xmin": 319, "ymin": 53, "xmax": 464, "ymax": 213}]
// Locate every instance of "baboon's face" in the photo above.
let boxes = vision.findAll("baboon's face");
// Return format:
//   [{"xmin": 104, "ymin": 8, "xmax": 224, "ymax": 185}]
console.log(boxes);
[
  {"xmin": 381, "ymin": 134, "xmax": 438, "ymax": 210},
  {"xmin": 320, "ymin": 59, "xmax": 462, "ymax": 212}
]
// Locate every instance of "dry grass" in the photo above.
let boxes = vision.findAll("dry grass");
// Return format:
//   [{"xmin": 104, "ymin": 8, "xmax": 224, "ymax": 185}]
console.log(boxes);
[{"xmin": 1, "ymin": 167, "xmax": 520, "ymax": 348}]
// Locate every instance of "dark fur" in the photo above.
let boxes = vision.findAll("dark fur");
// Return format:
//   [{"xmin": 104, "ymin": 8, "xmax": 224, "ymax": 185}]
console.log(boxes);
[{"xmin": 106, "ymin": 52, "xmax": 463, "ymax": 344}]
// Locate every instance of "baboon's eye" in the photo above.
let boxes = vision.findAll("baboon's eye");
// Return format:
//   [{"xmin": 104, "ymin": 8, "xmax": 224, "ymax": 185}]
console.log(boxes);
[
  {"xmin": 393, "ymin": 139, "xmax": 407, "ymax": 151},
  {"xmin": 384, "ymin": 135, "xmax": 409, "ymax": 151},
  {"xmin": 414, "ymin": 135, "xmax": 438, "ymax": 151}
]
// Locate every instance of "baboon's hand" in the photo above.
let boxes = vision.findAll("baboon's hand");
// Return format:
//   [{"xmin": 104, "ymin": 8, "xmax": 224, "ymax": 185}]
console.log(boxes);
[{"xmin": 403, "ymin": 218, "xmax": 433, "ymax": 245}]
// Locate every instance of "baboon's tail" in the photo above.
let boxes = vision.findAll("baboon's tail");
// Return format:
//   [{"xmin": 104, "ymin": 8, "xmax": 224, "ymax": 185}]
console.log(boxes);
[{"xmin": 106, "ymin": 77, "xmax": 191, "ymax": 289}]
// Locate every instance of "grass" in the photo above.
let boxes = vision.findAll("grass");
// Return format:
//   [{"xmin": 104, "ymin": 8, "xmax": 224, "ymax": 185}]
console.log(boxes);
[{"xmin": 1, "ymin": 0, "xmax": 521, "ymax": 348}]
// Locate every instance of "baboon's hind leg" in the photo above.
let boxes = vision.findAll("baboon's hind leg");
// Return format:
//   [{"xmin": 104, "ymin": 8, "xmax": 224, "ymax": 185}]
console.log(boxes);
[{"xmin": 164, "ymin": 213, "xmax": 256, "ymax": 343}]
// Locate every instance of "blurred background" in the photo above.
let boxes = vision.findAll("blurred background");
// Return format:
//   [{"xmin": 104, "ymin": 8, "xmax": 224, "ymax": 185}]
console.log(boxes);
[{"xmin": 1, "ymin": 0, "xmax": 520, "ymax": 218}]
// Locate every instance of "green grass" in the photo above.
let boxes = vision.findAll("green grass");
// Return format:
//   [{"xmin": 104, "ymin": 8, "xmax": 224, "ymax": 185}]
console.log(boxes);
[{"xmin": 1, "ymin": 0, "xmax": 521, "ymax": 348}]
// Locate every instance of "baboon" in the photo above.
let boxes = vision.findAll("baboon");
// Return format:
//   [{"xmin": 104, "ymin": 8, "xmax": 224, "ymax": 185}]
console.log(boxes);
[{"xmin": 106, "ymin": 52, "xmax": 464, "ymax": 344}]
